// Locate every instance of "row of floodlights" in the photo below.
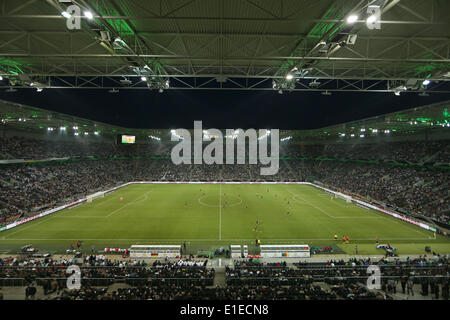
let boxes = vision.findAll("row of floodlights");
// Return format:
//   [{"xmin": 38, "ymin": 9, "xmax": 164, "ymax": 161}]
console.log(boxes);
[
  {"xmin": 409, "ymin": 121, "xmax": 449, "ymax": 127},
  {"xmin": 47, "ymin": 126, "xmax": 99, "ymax": 135},
  {"xmin": 148, "ymin": 135, "xmax": 161, "ymax": 141},
  {"xmin": 61, "ymin": 10, "xmax": 93, "ymax": 20},
  {"xmin": 340, "ymin": 129, "xmax": 391, "ymax": 137},
  {"xmin": 280, "ymin": 136, "xmax": 292, "ymax": 142}
]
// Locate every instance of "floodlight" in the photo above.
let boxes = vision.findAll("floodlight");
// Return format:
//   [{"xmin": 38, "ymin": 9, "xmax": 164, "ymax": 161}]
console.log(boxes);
[
  {"xmin": 61, "ymin": 11, "xmax": 71, "ymax": 18},
  {"xmin": 84, "ymin": 11, "xmax": 93, "ymax": 19},
  {"xmin": 286, "ymin": 74, "xmax": 294, "ymax": 80},
  {"xmin": 367, "ymin": 15, "xmax": 377, "ymax": 24},
  {"xmin": 141, "ymin": 76, "xmax": 147, "ymax": 81},
  {"xmin": 422, "ymin": 79, "xmax": 430, "ymax": 86},
  {"xmin": 347, "ymin": 15, "xmax": 358, "ymax": 24}
]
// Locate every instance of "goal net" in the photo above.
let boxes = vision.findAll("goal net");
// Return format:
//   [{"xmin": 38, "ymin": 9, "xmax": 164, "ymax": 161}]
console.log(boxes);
[
  {"xmin": 336, "ymin": 192, "xmax": 352, "ymax": 203},
  {"xmin": 87, "ymin": 191, "xmax": 105, "ymax": 203}
]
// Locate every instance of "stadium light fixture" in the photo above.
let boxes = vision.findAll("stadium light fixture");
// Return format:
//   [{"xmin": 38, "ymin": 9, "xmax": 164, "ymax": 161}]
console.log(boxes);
[
  {"xmin": 422, "ymin": 79, "xmax": 430, "ymax": 86},
  {"xmin": 286, "ymin": 74, "xmax": 294, "ymax": 80},
  {"xmin": 141, "ymin": 76, "xmax": 147, "ymax": 82},
  {"xmin": 61, "ymin": 11, "xmax": 71, "ymax": 18},
  {"xmin": 148, "ymin": 135, "xmax": 161, "ymax": 141},
  {"xmin": 36, "ymin": 88, "xmax": 43, "ymax": 92},
  {"xmin": 84, "ymin": 11, "xmax": 93, "ymax": 19},
  {"xmin": 367, "ymin": 15, "xmax": 377, "ymax": 24},
  {"xmin": 347, "ymin": 15, "xmax": 358, "ymax": 24}
]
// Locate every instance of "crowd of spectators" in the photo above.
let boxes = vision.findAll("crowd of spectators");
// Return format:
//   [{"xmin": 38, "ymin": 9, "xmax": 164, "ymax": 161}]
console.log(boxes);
[
  {"xmin": 281, "ymin": 140, "xmax": 449, "ymax": 165},
  {"xmin": 0, "ymin": 255, "xmax": 213, "ymax": 292},
  {"xmin": 1, "ymin": 136, "xmax": 448, "ymax": 165},
  {"xmin": 1, "ymin": 255, "xmax": 448, "ymax": 300}
]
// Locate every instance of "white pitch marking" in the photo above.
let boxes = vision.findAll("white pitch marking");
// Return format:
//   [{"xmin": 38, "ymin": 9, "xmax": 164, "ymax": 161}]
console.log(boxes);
[
  {"xmin": 105, "ymin": 191, "xmax": 152, "ymax": 218},
  {"xmin": 288, "ymin": 190, "xmax": 335, "ymax": 218},
  {"xmin": 3, "ymin": 215, "xmax": 60, "ymax": 238}
]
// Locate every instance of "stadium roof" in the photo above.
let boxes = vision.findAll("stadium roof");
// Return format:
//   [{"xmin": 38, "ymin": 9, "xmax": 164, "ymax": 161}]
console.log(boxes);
[
  {"xmin": 1, "ymin": 98, "xmax": 448, "ymax": 141},
  {"xmin": 0, "ymin": 0, "xmax": 449, "ymax": 93}
]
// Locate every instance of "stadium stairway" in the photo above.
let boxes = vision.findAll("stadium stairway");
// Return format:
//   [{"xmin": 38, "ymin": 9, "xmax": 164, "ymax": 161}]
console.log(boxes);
[{"xmin": 212, "ymin": 268, "xmax": 226, "ymax": 288}]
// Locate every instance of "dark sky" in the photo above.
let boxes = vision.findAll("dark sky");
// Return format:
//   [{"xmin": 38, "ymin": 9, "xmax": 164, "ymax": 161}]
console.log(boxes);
[{"xmin": 1, "ymin": 88, "xmax": 450, "ymax": 130}]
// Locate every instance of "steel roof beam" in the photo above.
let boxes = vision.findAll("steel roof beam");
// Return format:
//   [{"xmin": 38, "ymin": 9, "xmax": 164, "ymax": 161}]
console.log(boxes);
[{"xmin": 1, "ymin": 15, "xmax": 448, "ymax": 25}]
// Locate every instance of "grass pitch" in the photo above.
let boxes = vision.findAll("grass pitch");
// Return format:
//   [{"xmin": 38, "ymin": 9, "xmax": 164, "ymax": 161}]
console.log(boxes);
[{"xmin": 1, "ymin": 184, "xmax": 448, "ymax": 255}]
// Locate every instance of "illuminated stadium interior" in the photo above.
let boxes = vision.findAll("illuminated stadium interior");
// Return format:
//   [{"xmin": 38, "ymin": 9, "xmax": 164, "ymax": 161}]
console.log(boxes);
[{"xmin": 0, "ymin": 0, "xmax": 449, "ymax": 304}]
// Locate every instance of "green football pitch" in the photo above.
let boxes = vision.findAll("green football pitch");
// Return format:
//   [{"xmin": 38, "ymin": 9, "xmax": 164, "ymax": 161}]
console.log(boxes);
[{"xmin": 1, "ymin": 184, "xmax": 449, "ymax": 255}]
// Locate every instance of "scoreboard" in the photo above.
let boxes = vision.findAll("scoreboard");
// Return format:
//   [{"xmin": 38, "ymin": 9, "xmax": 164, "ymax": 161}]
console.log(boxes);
[{"xmin": 118, "ymin": 134, "xmax": 136, "ymax": 144}]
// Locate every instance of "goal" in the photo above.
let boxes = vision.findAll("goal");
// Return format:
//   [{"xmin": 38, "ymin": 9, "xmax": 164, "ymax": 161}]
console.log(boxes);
[
  {"xmin": 86, "ymin": 191, "xmax": 105, "ymax": 203},
  {"xmin": 336, "ymin": 192, "xmax": 352, "ymax": 203}
]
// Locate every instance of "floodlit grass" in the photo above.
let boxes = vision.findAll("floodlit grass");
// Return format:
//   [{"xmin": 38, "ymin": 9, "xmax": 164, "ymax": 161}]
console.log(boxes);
[{"xmin": 1, "ymin": 184, "xmax": 448, "ymax": 255}]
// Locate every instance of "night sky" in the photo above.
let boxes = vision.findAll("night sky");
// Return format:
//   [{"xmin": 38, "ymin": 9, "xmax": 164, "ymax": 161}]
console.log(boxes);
[{"xmin": 1, "ymin": 89, "xmax": 450, "ymax": 130}]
